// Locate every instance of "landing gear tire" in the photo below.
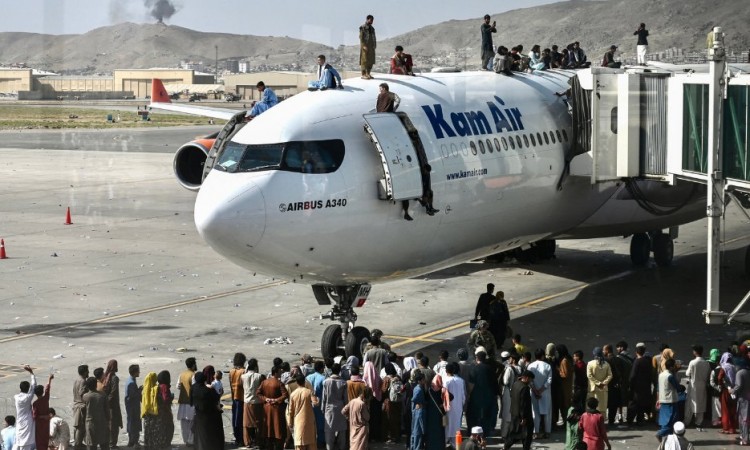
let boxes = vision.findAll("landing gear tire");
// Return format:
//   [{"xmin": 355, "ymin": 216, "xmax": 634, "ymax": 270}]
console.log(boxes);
[
  {"xmin": 345, "ymin": 326, "xmax": 371, "ymax": 361},
  {"xmin": 652, "ymin": 234, "xmax": 674, "ymax": 267},
  {"xmin": 514, "ymin": 246, "xmax": 538, "ymax": 264},
  {"xmin": 321, "ymin": 324, "xmax": 343, "ymax": 360},
  {"xmin": 536, "ymin": 240, "xmax": 557, "ymax": 260},
  {"xmin": 630, "ymin": 233, "xmax": 651, "ymax": 266}
]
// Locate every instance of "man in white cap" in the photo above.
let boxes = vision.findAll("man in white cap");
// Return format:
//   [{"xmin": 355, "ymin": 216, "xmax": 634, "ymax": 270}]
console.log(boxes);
[
  {"xmin": 460, "ymin": 426, "xmax": 486, "ymax": 450},
  {"xmin": 658, "ymin": 421, "xmax": 694, "ymax": 450}
]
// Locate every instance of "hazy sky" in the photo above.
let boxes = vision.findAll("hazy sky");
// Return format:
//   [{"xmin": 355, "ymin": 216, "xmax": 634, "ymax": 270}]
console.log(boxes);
[{"xmin": 2, "ymin": 0, "xmax": 562, "ymax": 46}]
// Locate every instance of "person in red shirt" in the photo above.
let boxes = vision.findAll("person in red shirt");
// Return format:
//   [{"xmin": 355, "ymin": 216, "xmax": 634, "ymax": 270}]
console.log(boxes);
[
  {"xmin": 578, "ymin": 397, "xmax": 611, "ymax": 450},
  {"xmin": 32, "ymin": 373, "xmax": 53, "ymax": 450}
]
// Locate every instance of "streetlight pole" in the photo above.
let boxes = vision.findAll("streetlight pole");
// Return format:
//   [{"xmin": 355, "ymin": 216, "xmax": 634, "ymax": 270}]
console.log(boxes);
[{"xmin": 215, "ymin": 45, "xmax": 219, "ymax": 83}]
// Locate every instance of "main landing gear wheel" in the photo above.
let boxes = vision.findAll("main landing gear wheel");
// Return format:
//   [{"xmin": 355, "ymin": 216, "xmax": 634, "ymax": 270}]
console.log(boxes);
[
  {"xmin": 321, "ymin": 324, "xmax": 344, "ymax": 359},
  {"xmin": 630, "ymin": 233, "xmax": 651, "ymax": 266},
  {"xmin": 345, "ymin": 326, "xmax": 371, "ymax": 362},
  {"xmin": 652, "ymin": 234, "xmax": 674, "ymax": 267}
]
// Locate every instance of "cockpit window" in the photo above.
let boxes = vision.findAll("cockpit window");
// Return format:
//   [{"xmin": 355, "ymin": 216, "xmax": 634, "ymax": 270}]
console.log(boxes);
[{"xmin": 214, "ymin": 139, "xmax": 345, "ymax": 174}]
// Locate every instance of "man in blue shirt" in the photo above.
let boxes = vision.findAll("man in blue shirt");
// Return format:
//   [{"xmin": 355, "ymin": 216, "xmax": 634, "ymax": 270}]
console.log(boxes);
[
  {"xmin": 1, "ymin": 416, "xmax": 15, "ymax": 450},
  {"xmin": 247, "ymin": 81, "xmax": 278, "ymax": 119},
  {"xmin": 309, "ymin": 55, "xmax": 343, "ymax": 91},
  {"xmin": 410, "ymin": 371, "xmax": 426, "ymax": 450}
]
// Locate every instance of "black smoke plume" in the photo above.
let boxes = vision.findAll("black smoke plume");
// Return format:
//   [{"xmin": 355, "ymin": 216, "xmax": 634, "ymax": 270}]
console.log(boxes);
[{"xmin": 145, "ymin": 0, "xmax": 177, "ymax": 23}]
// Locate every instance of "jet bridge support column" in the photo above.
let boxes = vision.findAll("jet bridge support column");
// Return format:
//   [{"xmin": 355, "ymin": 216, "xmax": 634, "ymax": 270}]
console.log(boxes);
[{"xmin": 703, "ymin": 27, "xmax": 729, "ymax": 325}]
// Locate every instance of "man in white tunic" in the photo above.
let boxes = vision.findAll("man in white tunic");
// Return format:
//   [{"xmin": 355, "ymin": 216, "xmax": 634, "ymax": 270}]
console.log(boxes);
[
  {"xmin": 527, "ymin": 349, "xmax": 553, "ymax": 438},
  {"xmin": 499, "ymin": 352, "xmax": 521, "ymax": 439},
  {"xmin": 685, "ymin": 344, "xmax": 712, "ymax": 430},
  {"xmin": 443, "ymin": 363, "xmax": 466, "ymax": 447},
  {"xmin": 14, "ymin": 365, "xmax": 36, "ymax": 450}
]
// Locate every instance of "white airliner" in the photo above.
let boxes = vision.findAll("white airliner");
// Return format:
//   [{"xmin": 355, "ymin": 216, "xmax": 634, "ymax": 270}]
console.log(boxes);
[{"xmin": 150, "ymin": 69, "xmax": 704, "ymax": 359}]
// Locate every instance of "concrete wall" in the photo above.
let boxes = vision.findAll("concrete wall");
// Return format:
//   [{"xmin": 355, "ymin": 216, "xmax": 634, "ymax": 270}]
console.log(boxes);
[{"xmin": 0, "ymin": 69, "xmax": 33, "ymax": 94}]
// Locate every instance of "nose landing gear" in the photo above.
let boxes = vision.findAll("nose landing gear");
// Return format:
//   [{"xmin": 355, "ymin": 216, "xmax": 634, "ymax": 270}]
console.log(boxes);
[{"xmin": 314, "ymin": 284, "xmax": 372, "ymax": 361}]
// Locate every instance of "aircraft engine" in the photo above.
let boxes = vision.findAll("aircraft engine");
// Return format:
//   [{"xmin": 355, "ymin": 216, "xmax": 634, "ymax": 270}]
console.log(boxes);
[{"xmin": 173, "ymin": 138, "xmax": 215, "ymax": 191}]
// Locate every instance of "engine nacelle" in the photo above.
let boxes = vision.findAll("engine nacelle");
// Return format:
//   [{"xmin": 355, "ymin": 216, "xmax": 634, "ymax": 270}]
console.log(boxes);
[{"xmin": 173, "ymin": 138, "xmax": 216, "ymax": 191}]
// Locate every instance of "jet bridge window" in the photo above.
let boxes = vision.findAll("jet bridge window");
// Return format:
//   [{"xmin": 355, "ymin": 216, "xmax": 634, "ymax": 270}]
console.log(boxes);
[{"xmin": 214, "ymin": 139, "xmax": 344, "ymax": 174}]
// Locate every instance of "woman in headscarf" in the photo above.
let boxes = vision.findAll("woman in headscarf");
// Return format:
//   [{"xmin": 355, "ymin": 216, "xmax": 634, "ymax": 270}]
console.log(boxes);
[
  {"xmin": 424, "ymin": 374, "xmax": 451, "ymax": 450},
  {"xmin": 557, "ymin": 344, "xmax": 574, "ymax": 427},
  {"xmin": 546, "ymin": 343, "xmax": 563, "ymax": 427},
  {"xmin": 659, "ymin": 348, "xmax": 677, "ymax": 372},
  {"xmin": 716, "ymin": 352, "xmax": 738, "ymax": 433},
  {"xmin": 400, "ymin": 356, "xmax": 418, "ymax": 440},
  {"xmin": 381, "ymin": 363, "xmax": 402, "ymax": 443},
  {"xmin": 362, "ymin": 361, "xmax": 383, "ymax": 441},
  {"xmin": 708, "ymin": 348, "xmax": 721, "ymax": 427},
  {"xmin": 586, "ymin": 347, "xmax": 612, "ymax": 414},
  {"xmin": 564, "ymin": 390, "xmax": 584, "ymax": 450},
  {"xmin": 192, "ymin": 371, "xmax": 225, "ymax": 450},
  {"xmin": 102, "ymin": 359, "xmax": 123, "ymax": 448},
  {"xmin": 142, "ymin": 371, "xmax": 174, "ymax": 450}
]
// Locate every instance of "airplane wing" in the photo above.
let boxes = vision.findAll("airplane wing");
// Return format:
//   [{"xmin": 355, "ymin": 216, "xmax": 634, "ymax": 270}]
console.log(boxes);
[{"xmin": 149, "ymin": 78, "xmax": 242, "ymax": 121}]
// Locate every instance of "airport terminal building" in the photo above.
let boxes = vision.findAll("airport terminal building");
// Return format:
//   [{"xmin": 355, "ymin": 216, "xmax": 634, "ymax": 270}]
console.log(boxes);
[
  {"xmin": 0, "ymin": 68, "xmax": 215, "ymax": 100},
  {"xmin": 0, "ymin": 67, "xmax": 360, "ymax": 101}
]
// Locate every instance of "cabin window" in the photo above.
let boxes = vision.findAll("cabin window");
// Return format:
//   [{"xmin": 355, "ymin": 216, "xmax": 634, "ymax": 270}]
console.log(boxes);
[
  {"xmin": 530, "ymin": 133, "xmax": 537, "ymax": 147},
  {"xmin": 215, "ymin": 139, "xmax": 345, "ymax": 174},
  {"xmin": 537, "ymin": 132, "xmax": 543, "ymax": 146},
  {"xmin": 516, "ymin": 136, "xmax": 523, "ymax": 148},
  {"xmin": 501, "ymin": 137, "xmax": 508, "ymax": 151},
  {"xmin": 494, "ymin": 138, "xmax": 501, "ymax": 152},
  {"xmin": 523, "ymin": 135, "xmax": 530, "ymax": 147},
  {"xmin": 470, "ymin": 141, "xmax": 477, "ymax": 155},
  {"xmin": 543, "ymin": 132, "xmax": 550, "ymax": 145},
  {"xmin": 486, "ymin": 139, "xmax": 494, "ymax": 153},
  {"xmin": 508, "ymin": 136, "xmax": 515, "ymax": 150},
  {"xmin": 556, "ymin": 130, "xmax": 563, "ymax": 142},
  {"xmin": 562, "ymin": 129, "xmax": 569, "ymax": 142}
]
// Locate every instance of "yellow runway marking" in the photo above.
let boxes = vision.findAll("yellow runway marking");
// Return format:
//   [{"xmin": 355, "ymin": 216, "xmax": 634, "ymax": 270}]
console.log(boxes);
[
  {"xmin": 391, "ymin": 270, "xmax": 634, "ymax": 349},
  {"xmin": 384, "ymin": 335, "xmax": 442, "ymax": 343},
  {"xmin": 0, "ymin": 280, "xmax": 287, "ymax": 344}
]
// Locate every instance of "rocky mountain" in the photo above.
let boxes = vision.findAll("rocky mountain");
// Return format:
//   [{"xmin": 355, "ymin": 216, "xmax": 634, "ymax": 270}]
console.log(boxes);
[
  {"xmin": 0, "ymin": 22, "xmax": 334, "ymax": 73},
  {"xmin": 0, "ymin": 0, "xmax": 748, "ymax": 74},
  {"xmin": 378, "ymin": 0, "xmax": 749, "ymax": 62}
]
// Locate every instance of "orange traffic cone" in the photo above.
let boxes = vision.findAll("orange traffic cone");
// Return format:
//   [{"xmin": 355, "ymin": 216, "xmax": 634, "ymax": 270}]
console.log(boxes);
[
  {"xmin": 455, "ymin": 430, "xmax": 462, "ymax": 448},
  {"xmin": 0, "ymin": 239, "xmax": 7, "ymax": 259},
  {"xmin": 64, "ymin": 207, "xmax": 72, "ymax": 225}
]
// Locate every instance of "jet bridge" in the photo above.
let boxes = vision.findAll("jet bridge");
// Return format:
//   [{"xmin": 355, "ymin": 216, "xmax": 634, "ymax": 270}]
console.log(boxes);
[{"xmin": 573, "ymin": 27, "xmax": 750, "ymax": 325}]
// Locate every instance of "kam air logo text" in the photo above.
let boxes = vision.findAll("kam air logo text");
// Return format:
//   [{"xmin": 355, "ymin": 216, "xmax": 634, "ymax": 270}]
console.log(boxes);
[
  {"xmin": 421, "ymin": 96, "xmax": 525, "ymax": 140},
  {"xmin": 446, "ymin": 168, "xmax": 488, "ymax": 181}
]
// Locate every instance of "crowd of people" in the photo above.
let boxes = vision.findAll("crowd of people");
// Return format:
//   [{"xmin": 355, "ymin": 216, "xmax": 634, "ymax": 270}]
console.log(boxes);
[{"xmin": 6, "ymin": 280, "xmax": 750, "ymax": 450}]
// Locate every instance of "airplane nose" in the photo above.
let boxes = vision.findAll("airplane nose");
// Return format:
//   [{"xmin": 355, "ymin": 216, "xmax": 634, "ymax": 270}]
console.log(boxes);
[{"xmin": 194, "ymin": 172, "xmax": 266, "ymax": 261}]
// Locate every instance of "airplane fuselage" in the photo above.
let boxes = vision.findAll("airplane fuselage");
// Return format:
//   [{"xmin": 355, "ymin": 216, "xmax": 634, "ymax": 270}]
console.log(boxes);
[{"xmin": 193, "ymin": 70, "xmax": 704, "ymax": 285}]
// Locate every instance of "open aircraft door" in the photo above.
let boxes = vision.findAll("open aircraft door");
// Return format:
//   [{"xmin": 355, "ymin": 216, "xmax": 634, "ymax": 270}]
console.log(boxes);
[{"xmin": 363, "ymin": 113, "xmax": 424, "ymax": 201}]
